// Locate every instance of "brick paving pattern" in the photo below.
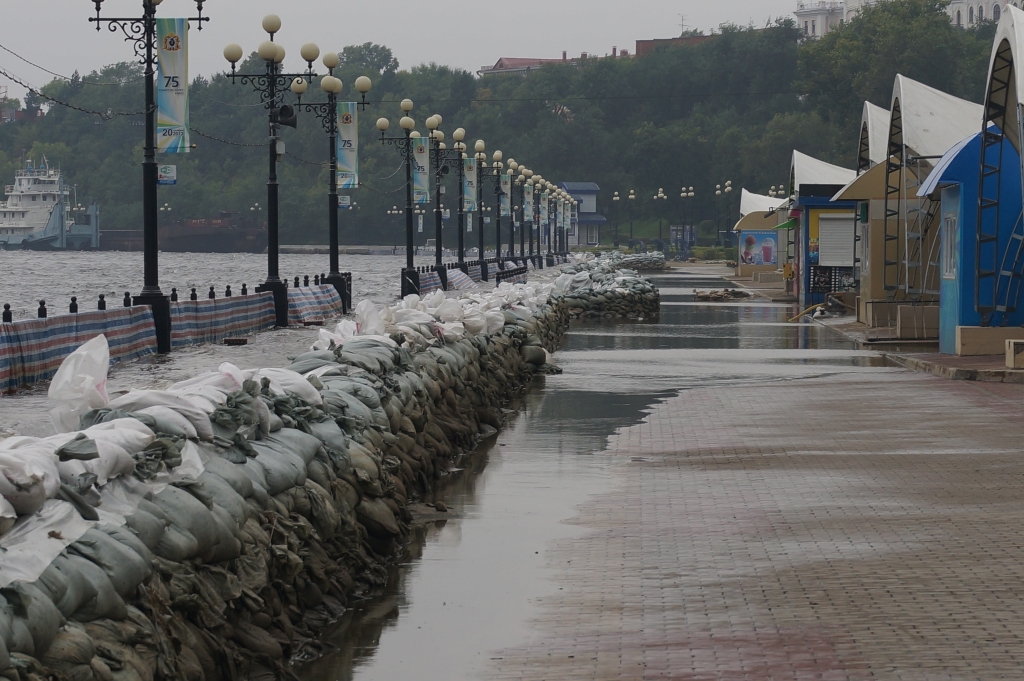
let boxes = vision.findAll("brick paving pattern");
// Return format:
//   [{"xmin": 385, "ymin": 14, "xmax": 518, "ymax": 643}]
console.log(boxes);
[{"xmin": 490, "ymin": 370, "xmax": 1024, "ymax": 680}]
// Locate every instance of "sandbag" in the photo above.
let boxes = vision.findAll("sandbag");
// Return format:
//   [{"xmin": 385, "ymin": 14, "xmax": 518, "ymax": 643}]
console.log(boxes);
[
  {"xmin": 1, "ymin": 582, "xmax": 65, "ymax": 656},
  {"xmin": 68, "ymin": 529, "xmax": 151, "ymax": 599},
  {"xmin": 201, "ymin": 457, "xmax": 254, "ymax": 499},
  {"xmin": 48, "ymin": 335, "xmax": 110, "ymax": 434},
  {"xmin": 50, "ymin": 555, "xmax": 100, "ymax": 619},
  {"xmin": 150, "ymin": 486, "xmax": 218, "ymax": 561},
  {"xmin": 125, "ymin": 509, "xmax": 166, "ymax": 551},
  {"xmin": 250, "ymin": 447, "xmax": 306, "ymax": 496},
  {"xmin": 263, "ymin": 429, "xmax": 321, "ymax": 465},
  {"xmin": 135, "ymin": 406, "xmax": 197, "ymax": 439}
]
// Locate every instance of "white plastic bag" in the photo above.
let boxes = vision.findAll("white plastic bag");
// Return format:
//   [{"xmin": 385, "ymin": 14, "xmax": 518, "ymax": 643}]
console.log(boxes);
[
  {"xmin": 435, "ymin": 299, "xmax": 465, "ymax": 323},
  {"xmin": 354, "ymin": 300, "xmax": 386, "ymax": 336},
  {"xmin": 245, "ymin": 368, "xmax": 323, "ymax": 406},
  {"xmin": 48, "ymin": 335, "xmax": 110, "ymax": 433}
]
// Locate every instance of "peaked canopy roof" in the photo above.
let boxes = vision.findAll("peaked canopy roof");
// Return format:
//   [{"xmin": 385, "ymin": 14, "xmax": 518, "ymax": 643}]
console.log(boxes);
[
  {"xmin": 889, "ymin": 74, "xmax": 983, "ymax": 160},
  {"xmin": 739, "ymin": 189, "xmax": 785, "ymax": 217},
  {"xmin": 858, "ymin": 102, "xmax": 890, "ymax": 172},
  {"xmin": 789, "ymin": 150, "xmax": 856, "ymax": 198},
  {"xmin": 984, "ymin": 5, "xmax": 1024, "ymax": 153}
]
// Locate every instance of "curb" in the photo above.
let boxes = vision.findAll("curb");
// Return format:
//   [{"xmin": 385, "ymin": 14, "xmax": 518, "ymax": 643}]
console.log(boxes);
[{"xmin": 880, "ymin": 352, "xmax": 1024, "ymax": 383}]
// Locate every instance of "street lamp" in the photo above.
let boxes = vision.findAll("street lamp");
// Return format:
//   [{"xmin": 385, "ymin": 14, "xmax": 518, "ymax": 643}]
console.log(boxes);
[
  {"xmin": 628, "ymin": 189, "xmax": 636, "ymax": 244},
  {"xmin": 224, "ymin": 15, "xmax": 318, "ymax": 326},
  {"xmin": 90, "ymin": 0, "xmax": 211, "ymax": 353},
  {"xmin": 612, "ymin": 191, "xmax": 620, "ymax": 247},
  {"xmin": 425, "ymin": 116, "xmax": 467, "ymax": 283},
  {"xmin": 293, "ymin": 52, "xmax": 372, "ymax": 297},
  {"xmin": 490, "ymin": 150, "xmax": 505, "ymax": 260},
  {"xmin": 653, "ymin": 188, "xmax": 668, "ymax": 245},
  {"xmin": 679, "ymin": 187, "xmax": 695, "ymax": 255},
  {"xmin": 377, "ymin": 98, "xmax": 419, "ymax": 296}
]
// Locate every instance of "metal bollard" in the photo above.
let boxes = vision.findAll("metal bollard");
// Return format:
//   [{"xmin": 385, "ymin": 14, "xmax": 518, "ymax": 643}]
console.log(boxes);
[
  {"xmin": 241, "ymin": 283, "xmax": 248, "ymax": 296},
  {"xmin": 170, "ymin": 288, "xmax": 178, "ymax": 302},
  {"xmin": 69, "ymin": 296, "xmax": 78, "ymax": 314},
  {"xmin": 314, "ymin": 274, "xmax": 320, "ymax": 286},
  {"xmin": 190, "ymin": 288, "xmax": 198, "ymax": 301},
  {"xmin": 98, "ymin": 294, "xmax": 106, "ymax": 311},
  {"xmin": 208, "ymin": 286, "xmax": 216, "ymax": 300},
  {"xmin": 1, "ymin": 304, "xmax": 10, "ymax": 323},
  {"xmin": 38, "ymin": 300, "xmax": 46, "ymax": 318},
  {"xmin": 225, "ymin": 285, "xmax": 232, "ymax": 297},
  {"xmin": 123, "ymin": 292, "xmax": 131, "ymax": 307},
  {"xmin": 304, "ymin": 275, "xmax": 310, "ymax": 287},
  {"xmin": 294, "ymin": 276, "xmax": 300, "ymax": 288}
]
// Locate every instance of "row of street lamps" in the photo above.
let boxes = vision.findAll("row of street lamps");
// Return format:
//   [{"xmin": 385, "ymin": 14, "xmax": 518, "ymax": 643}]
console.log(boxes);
[{"xmin": 375, "ymin": 102, "xmax": 578, "ymax": 295}]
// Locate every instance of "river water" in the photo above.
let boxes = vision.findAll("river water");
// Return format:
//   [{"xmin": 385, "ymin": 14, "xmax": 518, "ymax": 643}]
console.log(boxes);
[
  {"xmin": 295, "ymin": 267, "xmax": 891, "ymax": 681},
  {"xmin": 0, "ymin": 251, "xmax": 438, "ymax": 319}
]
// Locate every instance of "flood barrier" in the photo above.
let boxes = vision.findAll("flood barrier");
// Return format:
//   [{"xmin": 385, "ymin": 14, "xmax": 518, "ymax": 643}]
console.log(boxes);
[
  {"xmin": 170, "ymin": 292, "xmax": 276, "ymax": 348},
  {"xmin": 287, "ymin": 285, "xmax": 347, "ymax": 325},
  {"xmin": 0, "ymin": 308, "xmax": 158, "ymax": 392},
  {"xmin": 0, "ymin": 254, "xmax": 663, "ymax": 681}
]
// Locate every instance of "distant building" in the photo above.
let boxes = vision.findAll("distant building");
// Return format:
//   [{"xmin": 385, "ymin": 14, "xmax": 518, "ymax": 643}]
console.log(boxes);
[
  {"xmin": 559, "ymin": 182, "xmax": 606, "ymax": 247},
  {"xmin": 795, "ymin": 0, "xmax": 1006, "ymax": 36},
  {"xmin": 634, "ymin": 35, "xmax": 713, "ymax": 58},
  {"xmin": 478, "ymin": 49, "xmax": 630, "ymax": 77}
]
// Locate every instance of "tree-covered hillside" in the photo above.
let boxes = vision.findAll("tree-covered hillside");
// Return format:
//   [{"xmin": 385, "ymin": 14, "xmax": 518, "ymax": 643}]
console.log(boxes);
[{"xmin": 0, "ymin": 0, "xmax": 998, "ymax": 244}]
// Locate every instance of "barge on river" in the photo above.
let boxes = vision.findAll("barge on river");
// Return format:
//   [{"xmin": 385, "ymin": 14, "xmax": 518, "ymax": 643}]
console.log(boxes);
[
  {"xmin": 0, "ymin": 158, "xmax": 99, "ymax": 250},
  {"xmin": 99, "ymin": 212, "xmax": 267, "ymax": 253}
]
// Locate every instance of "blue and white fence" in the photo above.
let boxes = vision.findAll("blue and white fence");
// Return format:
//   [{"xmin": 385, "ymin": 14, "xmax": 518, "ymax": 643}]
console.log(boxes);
[
  {"xmin": 171, "ymin": 293, "xmax": 276, "ymax": 348},
  {"xmin": 0, "ymin": 308, "xmax": 158, "ymax": 392}
]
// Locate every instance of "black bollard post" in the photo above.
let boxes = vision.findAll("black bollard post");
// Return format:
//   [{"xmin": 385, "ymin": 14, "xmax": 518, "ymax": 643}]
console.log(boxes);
[
  {"xmin": 1, "ymin": 304, "xmax": 10, "ymax": 323},
  {"xmin": 38, "ymin": 300, "xmax": 46, "ymax": 319},
  {"xmin": 208, "ymin": 286, "xmax": 216, "ymax": 300},
  {"xmin": 314, "ymin": 274, "xmax": 320, "ymax": 286},
  {"xmin": 294, "ymin": 276, "xmax": 300, "ymax": 288},
  {"xmin": 190, "ymin": 288, "xmax": 198, "ymax": 301},
  {"xmin": 123, "ymin": 292, "xmax": 131, "ymax": 307},
  {"xmin": 321, "ymin": 272, "xmax": 326, "ymax": 284},
  {"xmin": 170, "ymin": 288, "xmax": 178, "ymax": 302},
  {"xmin": 225, "ymin": 285, "xmax": 232, "ymax": 298},
  {"xmin": 241, "ymin": 283, "xmax": 248, "ymax": 296},
  {"xmin": 304, "ymin": 275, "xmax": 310, "ymax": 287},
  {"xmin": 69, "ymin": 297, "xmax": 78, "ymax": 314},
  {"xmin": 98, "ymin": 294, "xmax": 106, "ymax": 311}
]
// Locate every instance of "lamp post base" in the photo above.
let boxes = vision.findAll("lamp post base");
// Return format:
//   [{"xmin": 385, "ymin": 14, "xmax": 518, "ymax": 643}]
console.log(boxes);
[
  {"xmin": 132, "ymin": 292, "xmax": 171, "ymax": 354},
  {"xmin": 401, "ymin": 268, "xmax": 421, "ymax": 298},
  {"xmin": 324, "ymin": 271, "xmax": 347, "ymax": 312},
  {"xmin": 256, "ymin": 281, "xmax": 289, "ymax": 327}
]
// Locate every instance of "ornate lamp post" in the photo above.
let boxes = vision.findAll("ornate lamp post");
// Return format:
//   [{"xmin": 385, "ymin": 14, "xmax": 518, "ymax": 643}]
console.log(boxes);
[
  {"xmin": 90, "ymin": 0, "xmax": 211, "ymax": 352},
  {"xmin": 612, "ymin": 191, "xmax": 620, "ymax": 247},
  {"xmin": 223, "ymin": 16, "xmax": 318, "ymax": 326},
  {"xmin": 628, "ymin": 189, "xmax": 636, "ymax": 245},
  {"xmin": 292, "ymin": 56, "xmax": 372, "ymax": 297},
  {"xmin": 679, "ymin": 186, "xmax": 695, "ymax": 256},
  {"xmin": 425, "ymin": 115, "xmax": 468, "ymax": 282},
  {"xmin": 653, "ymin": 188, "xmax": 668, "ymax": 246},
  {"xmin": 489, "ymin": 151, "xmax": 505, "ymax": 261},
  {"xmin": 376, "ymin": 99, "xmax": 419, "ymax": 296}
]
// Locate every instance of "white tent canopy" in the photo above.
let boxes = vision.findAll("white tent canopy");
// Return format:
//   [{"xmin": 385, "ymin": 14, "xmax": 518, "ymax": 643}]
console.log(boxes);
[
  {"xmin": 889, "ymin": 74, "xmax": 983, "ymax": 159},
  {"xmin": 739, "ymin": 189, "xmax": 785, "ymax": 217},
  {"xmin": 858, "ymin": 101, "xmax": 890, "ymax": 172},
  {"xmin": 984, "ymin": 5, "xmax": 1024, "ymax": 152},
  {"xmin": 789, "ymin": 150, "xmax": 856, "ymax": 197}
]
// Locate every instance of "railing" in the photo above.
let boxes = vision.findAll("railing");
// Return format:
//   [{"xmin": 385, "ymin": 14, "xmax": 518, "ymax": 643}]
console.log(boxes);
[{"xmin": 494, "ymin": 265, "xmax": 529, "ymax": 286}]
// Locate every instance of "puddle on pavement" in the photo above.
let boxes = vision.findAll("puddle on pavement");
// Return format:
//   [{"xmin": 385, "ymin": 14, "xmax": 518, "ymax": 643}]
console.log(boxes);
[
  {"xmin": 296, "ymin": 268, "xmax": 891, "ymax": 680},
  {"xmin": 298, "ymin": 385, "xmax": 670, "ymax": 681}
]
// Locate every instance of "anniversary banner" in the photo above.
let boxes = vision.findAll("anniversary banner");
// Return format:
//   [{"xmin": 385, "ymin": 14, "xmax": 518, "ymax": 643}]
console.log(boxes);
[{"xmin": 156, "ymin": 18, "xmax": 189, "ymax": 153}]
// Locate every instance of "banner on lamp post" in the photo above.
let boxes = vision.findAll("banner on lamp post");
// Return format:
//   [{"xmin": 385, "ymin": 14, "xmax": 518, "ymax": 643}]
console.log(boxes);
[
  {"xmin": 500, "ymin": 172, "xmax": 512, "ymax": 217},
  {"xmin": 337, "ymin": 102, "xmax": 358, "ymax": 189},
  {"xmin": 523, "ymin": 185, "xmax": 534, "ymax": 222},
  {"xmin": 463, "ymin": 158, "xmax": 478, "ymax": 212},
  {"xmin": 412, "ymin": 137, "xmax": 429, "ymax": 204},
  {"xmin": 156, "ymin": 18, "xmax": 189, "ymax": 153}
]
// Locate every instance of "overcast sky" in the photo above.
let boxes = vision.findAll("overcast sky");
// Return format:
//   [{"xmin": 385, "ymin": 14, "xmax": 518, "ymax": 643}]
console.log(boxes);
[{"xmin": 0, "ymin": 0, "xmax": 797, "ymax": 101}]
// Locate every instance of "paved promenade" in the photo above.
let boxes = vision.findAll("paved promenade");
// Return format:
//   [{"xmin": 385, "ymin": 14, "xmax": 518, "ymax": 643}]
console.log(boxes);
[{"xmin": 490, "ymin": 368, "xmax": 1024, "ymax": 680}]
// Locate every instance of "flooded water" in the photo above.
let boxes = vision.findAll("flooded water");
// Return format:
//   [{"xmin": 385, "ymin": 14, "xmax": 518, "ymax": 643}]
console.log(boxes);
[
  {"xmin": 0, "ymin": 251, "xmax": 442, "ymax": 319},
  {"xmin": 296, "ymin": 267, "xmax": 897, "ymax": 681}
]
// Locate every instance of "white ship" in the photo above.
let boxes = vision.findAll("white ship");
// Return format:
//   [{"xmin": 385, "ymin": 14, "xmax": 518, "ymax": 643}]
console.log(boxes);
[{"xmin": 0, "ymin": 158, "xmax": 99, "ymax": 249}]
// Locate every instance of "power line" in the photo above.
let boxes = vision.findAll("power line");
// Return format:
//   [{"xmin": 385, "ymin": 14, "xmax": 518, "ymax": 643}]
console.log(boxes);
[
  {"xmin": 0, "ymin": 41, "xmax": 123, "ymax": 86},
  {"xmin": 0, "ymin": 66, "xmax": 145, "ymax": 117}
]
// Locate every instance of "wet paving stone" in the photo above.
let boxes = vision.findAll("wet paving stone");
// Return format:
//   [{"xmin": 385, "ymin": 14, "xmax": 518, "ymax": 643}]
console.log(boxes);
[{"xmin": 304, "ymin": 266, "xmax": 1024, "ymax": 680}]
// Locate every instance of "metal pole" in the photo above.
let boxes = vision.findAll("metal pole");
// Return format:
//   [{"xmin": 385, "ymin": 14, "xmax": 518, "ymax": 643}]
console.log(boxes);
[
  {"xmin": 494, "ymin": 174, "xmax": 502, "ymax": 261},
  {"xmin": 327, "ymin": 92, "xmax": 340, "ymax": 278},
  {"xmin": 141, "ymin": 4, "xmax": 158, "ymax": 295},
  {"xmin": 478, "ymin": 163, "xmax": 485, "ymax": 274},
  {"xmin": 458, "ymin": 158, "xmax": 465, "ymax": 265},
  {"xmin": 405, "ymin": 130, "xmax": 414, "ymax": 271},
  {"xmin": 519, "ymin": 186, "xmax": 526, "ymax": 258},
  {"xmin": 267, "ymin": 62, "xmax": 280, "ymax": 284},
  {"xmin": 434, "ymin": 140, "xmax": 443, "ymax": 270}
]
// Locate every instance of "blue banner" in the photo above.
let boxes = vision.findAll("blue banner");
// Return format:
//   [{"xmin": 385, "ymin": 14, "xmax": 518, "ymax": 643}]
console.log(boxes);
[{"xmin": 156, "ymin": 18, "xmax": 189, "ymax": 153}]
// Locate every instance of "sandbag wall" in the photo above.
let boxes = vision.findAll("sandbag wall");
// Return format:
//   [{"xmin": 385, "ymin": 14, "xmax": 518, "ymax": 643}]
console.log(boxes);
[{"xmin": 0, "ymin": 296, "xmax": 590, "ymax": 681}]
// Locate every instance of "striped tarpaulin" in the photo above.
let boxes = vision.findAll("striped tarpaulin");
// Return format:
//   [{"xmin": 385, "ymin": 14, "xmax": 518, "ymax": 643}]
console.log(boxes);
[
  {"xmin": 0, "ymin": 308, "xmax": 157, "ymax": 392},
  {"xmin": 419, "ymin": 271, "xmax": 444, "ymax": 294},
  {"xmin": 468, "ymin": 265, "xmax": 483, "ymax": 282},
  {"xmin": 446, "ymin": 269, "xmax": 477, "ymax": 290},
  {"xmin": 288, "ymin": 285, "xmax": 346, "ymax": 325},
  {"xmin": 171, "ymin": 292, "xmax": 276, "ymax": 348}
]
